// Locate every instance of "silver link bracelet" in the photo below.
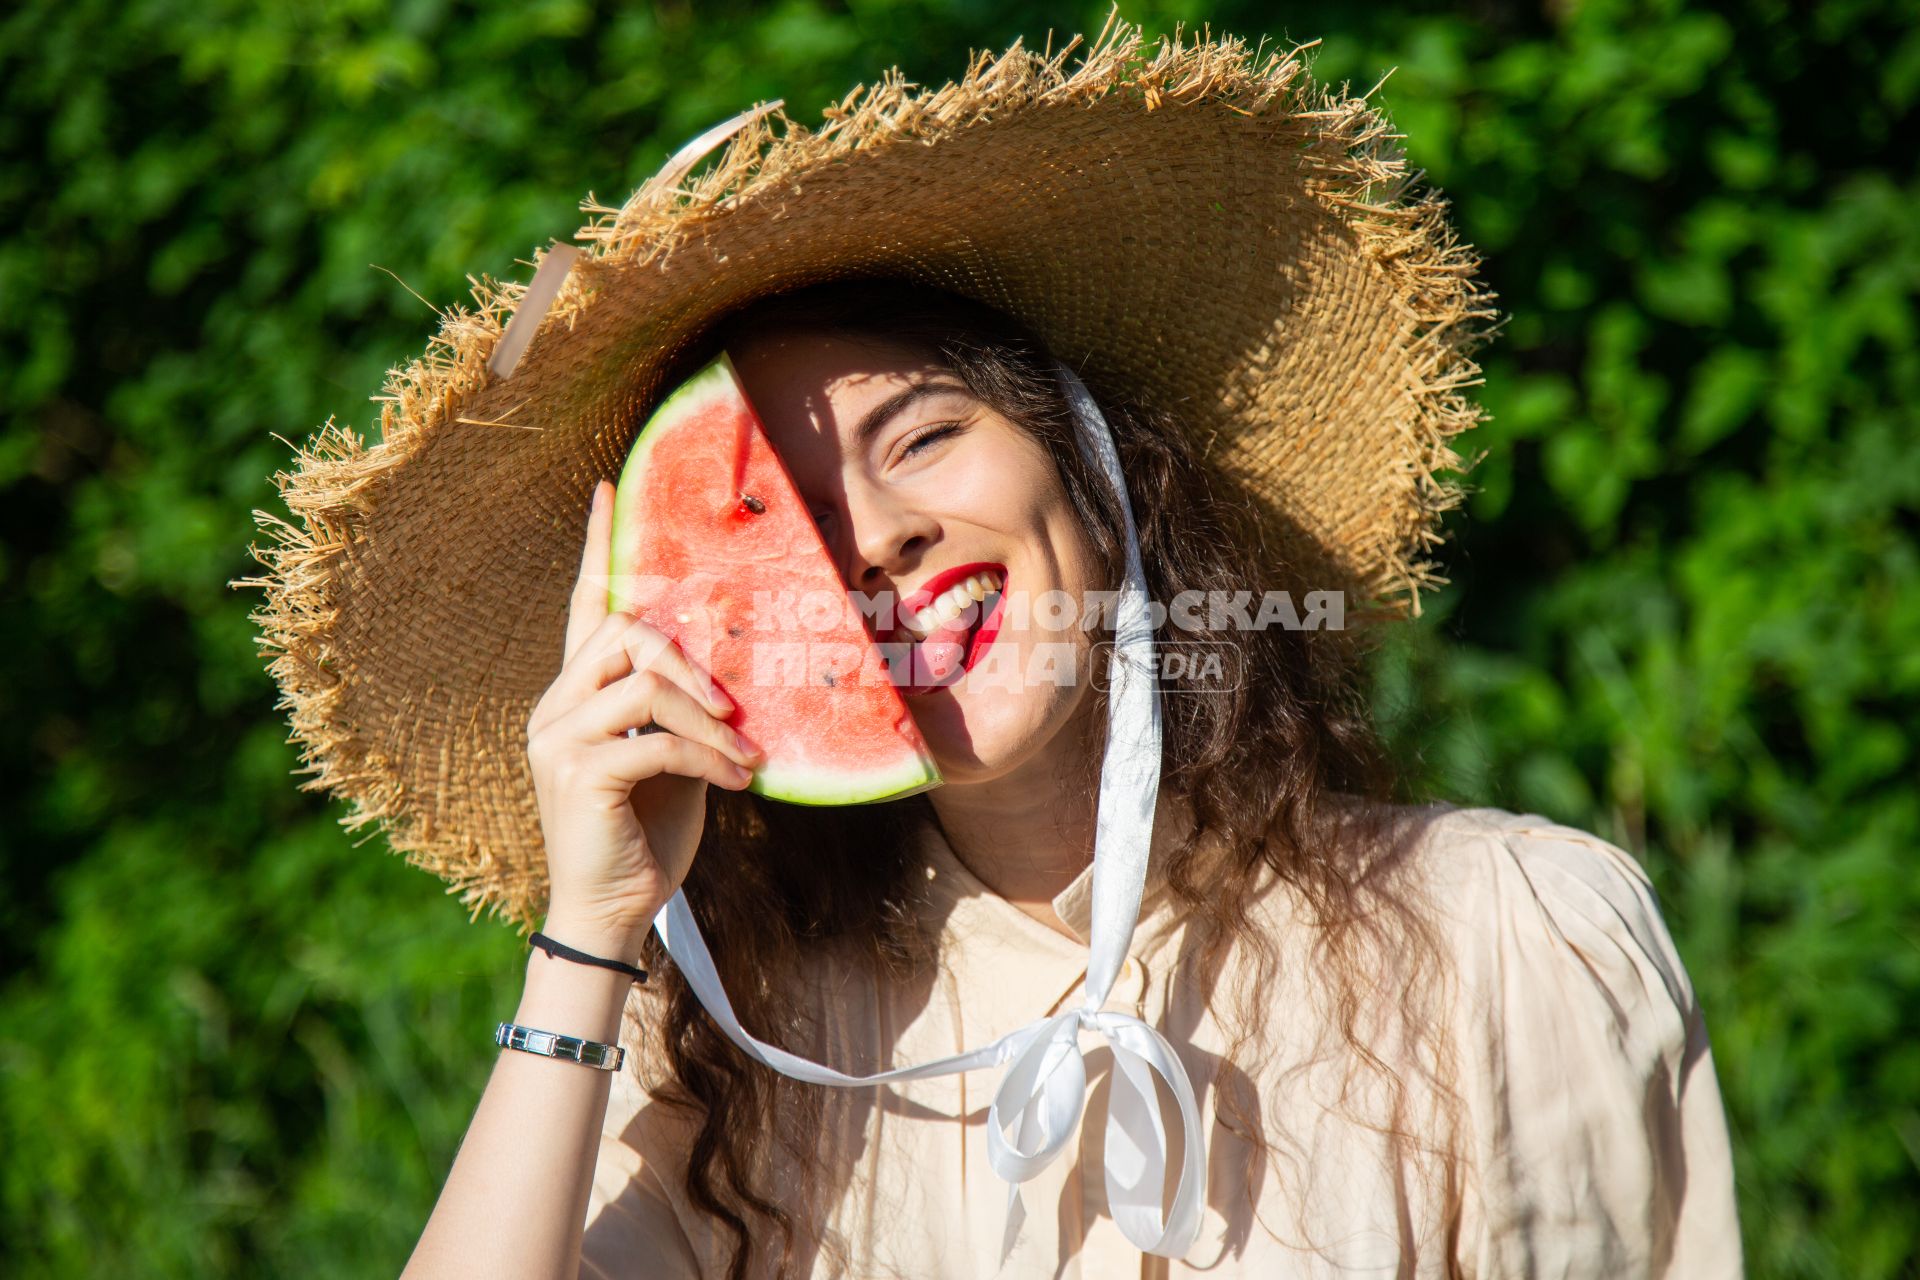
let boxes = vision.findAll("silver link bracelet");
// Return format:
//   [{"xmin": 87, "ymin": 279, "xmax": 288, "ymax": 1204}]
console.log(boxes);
[{"xmin": 494, "ymin": 1020, "xmax": 626, "ymax": 1072}]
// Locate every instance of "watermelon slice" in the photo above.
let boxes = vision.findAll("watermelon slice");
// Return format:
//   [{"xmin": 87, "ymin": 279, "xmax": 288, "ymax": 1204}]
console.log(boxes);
[{"xmin": 607, "ymin": 351, "xmax": 942, "ymax": 805}]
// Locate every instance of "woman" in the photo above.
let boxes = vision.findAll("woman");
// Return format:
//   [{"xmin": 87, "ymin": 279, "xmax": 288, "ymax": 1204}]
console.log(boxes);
[
  {"xmin": 394, "ymin": 277, "xmax": 1741, "ymax": 1278},
  {"xmin": 244, "ymin": 22, "xmax": 1740, "ymax": 1280}
]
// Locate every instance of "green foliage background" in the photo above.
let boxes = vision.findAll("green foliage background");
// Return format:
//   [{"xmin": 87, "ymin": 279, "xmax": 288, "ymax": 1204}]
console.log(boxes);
[{"xmin": 2, "ymin": 0, "xmax": 1914, "ymax": 1274}]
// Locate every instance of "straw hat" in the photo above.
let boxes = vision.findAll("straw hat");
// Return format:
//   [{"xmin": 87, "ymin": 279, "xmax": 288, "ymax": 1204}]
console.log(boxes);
[{"xmin": 238, "ymin": 14, "xmax": 1502, "ymax": 928}]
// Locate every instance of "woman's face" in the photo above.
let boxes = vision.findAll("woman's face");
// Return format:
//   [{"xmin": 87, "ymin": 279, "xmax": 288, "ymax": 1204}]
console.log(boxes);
[{"xmin": 727, "ymin": 328, "xmax": 1101, "ymax": 784}]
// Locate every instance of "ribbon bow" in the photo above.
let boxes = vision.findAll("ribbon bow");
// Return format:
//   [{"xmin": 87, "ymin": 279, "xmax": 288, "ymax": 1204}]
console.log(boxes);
[
  {"xmin": 985, "ymin": 1004, "xmax": 1206, "ymax": 1259},
  {"xmin": 631, "ymin": 106, "xmax": 1207, "ymax": 1263}
]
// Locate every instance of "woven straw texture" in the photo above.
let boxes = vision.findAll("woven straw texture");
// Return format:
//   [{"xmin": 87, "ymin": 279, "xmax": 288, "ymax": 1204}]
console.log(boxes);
[{"xmin": 239, "ymin": 15, "xmax": 1503, "ymax": 928}]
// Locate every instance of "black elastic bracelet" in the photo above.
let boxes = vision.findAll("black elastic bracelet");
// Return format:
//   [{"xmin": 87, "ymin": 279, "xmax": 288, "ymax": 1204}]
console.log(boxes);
[{"xmin": 530, "ymin": 931, "xmax": 649, "ymax": 984}]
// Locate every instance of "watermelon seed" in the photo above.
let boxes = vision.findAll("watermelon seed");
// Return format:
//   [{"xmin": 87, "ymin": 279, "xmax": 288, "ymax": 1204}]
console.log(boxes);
[
  {"xmin": 738, "ymin": 492, "xmax": 766, "ymax": 514},
  {"xmin": 821, "ymin": 671, "xmax": 837, "ymax": 687},
  {"xmin": 726, "ymin": 624, "xmax": 744, "ymax": 638}
]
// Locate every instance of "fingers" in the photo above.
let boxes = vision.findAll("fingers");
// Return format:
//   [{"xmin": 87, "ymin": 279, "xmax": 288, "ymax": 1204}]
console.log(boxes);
[
  {"xmin": 564, "ymin": 480, "xmax": 614, "ymax": 666},
  {"xmin": 558, "ymin": 611, "xmax": 648, "ymax": 697},
  {"xmin": 599, "ymin": 729, "xmax": 757, "ymax": 792},
  {"xmin": 551, "ymin": 612, "xmax": 733, "ymax": 719},
  {"xmin": 571, "ymin": 669, "xmax": 762, "ymax": 771}
]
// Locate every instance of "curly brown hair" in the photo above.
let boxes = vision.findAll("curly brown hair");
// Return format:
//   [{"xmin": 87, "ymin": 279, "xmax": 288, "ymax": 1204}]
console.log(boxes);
[{"xmin": 619, "ymin": 277, "xmax": 1466, "ymax": 1279}]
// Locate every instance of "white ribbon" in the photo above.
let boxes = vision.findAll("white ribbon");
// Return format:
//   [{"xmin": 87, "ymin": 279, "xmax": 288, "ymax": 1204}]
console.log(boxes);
[{"xmin": 650, "ymin": 355, "xmax": 1206, "ymax": 1259}]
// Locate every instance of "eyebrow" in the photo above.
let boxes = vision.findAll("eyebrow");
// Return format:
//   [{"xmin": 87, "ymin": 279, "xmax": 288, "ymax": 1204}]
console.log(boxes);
[{"xmin": 852, "ymin": 380, "xmax": 972, "ymax": 449}]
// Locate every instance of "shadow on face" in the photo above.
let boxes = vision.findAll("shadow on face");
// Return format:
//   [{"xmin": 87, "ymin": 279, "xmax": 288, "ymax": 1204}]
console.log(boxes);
[{"xmin": 726, "ymin": 325, "xmax": 1103, "ymax": 787}]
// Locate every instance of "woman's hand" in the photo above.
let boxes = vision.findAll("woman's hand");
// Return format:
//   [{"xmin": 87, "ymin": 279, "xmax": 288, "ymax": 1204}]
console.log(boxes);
[{"xmin": 525, "ymin": 479, "xmax": 764, "ymax": 955}]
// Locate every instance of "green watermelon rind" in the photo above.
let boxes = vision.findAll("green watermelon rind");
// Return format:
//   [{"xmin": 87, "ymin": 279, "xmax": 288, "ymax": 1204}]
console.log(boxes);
[
  {"xmin": 607, "ymin": 351, "xmax": 943, "ymax": 808},
  {"xmin": 748, "ymin": 752, "xmax": 941, "ymax": 807}
]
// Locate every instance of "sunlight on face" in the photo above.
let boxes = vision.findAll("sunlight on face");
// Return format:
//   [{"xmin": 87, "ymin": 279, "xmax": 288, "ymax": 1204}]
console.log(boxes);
[{"xmin": 728, "ymin": 328, "xmax": 1102, "ymax": 784}]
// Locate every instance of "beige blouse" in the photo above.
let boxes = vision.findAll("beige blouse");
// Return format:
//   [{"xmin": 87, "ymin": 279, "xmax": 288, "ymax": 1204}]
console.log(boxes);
[{"xmin": 581, "ymin": 804, "xmax": 1743, "ymax": 1278}]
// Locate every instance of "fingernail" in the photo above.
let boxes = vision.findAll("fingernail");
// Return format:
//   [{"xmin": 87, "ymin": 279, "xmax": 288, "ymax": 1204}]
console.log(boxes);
[
  {"xmin": 709, "ymin": 684, "xmax": 734, "ymax": 713},
  {"xmin": 732, "ymin": 763, "xmax": 754, "ymax": 785},
  {"xmin": 732, "ymin": 729, "xmax": 763, "ymax": 760}
]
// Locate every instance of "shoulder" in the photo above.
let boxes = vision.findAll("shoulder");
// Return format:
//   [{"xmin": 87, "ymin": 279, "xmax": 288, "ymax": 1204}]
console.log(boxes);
[
  {"xmin": 1389, "ymin": 802, "xmax": 1701, "ymax": 1080},
  {"xmin": 1241, "ymin": 799, "xmax": 1698, "ymax": 1064},
  {"xmin": 1402, "ymin": 803, "xmax": 1660, "ymax": 909},
  {"xmin": 1402, "ymin": 804, "xmax": 1676, "ymax": 958}
]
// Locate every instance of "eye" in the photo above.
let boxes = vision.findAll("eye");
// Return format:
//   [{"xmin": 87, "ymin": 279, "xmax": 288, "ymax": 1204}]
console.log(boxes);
[{"xmin": 896, "ymin": 422, "xmax": 960, "ymax": 462}]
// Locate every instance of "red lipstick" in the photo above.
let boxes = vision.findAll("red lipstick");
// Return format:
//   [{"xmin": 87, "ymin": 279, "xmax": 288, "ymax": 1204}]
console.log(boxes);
[
  {"xmin": 885, "ymin": 561, "xmax": 1008, "ymax": 692},
  {"xmin": 897, "ymin": 561, "xmax": 1006, "ymax": 619}
]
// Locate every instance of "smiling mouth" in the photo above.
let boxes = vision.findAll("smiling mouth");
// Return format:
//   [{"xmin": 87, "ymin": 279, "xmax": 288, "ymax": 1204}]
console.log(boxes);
[
  {"xmin": 898, "ymin": 567, "xmax": 1004, "ymax": 640},
  {"xmin": 886, "ymin": 566, "xmax": 1007, "ymax": 694}
]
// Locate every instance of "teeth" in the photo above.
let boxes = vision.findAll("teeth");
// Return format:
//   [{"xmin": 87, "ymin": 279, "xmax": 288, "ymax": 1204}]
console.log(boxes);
[{"xmin": 900, "ymin": 570, "xmax": 1004, "ymax": 640}]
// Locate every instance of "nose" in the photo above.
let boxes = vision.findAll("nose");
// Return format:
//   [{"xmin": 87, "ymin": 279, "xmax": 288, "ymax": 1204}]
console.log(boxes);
[{"xmin": 837, "ymin": 477, "xmax": 936, "ymax": 592}]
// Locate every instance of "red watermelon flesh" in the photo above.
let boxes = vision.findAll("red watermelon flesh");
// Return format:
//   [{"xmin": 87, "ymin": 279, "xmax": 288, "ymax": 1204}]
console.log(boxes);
[{"xmin": 607, "ymin": 351, "xmax": 941, "ymax": 805}]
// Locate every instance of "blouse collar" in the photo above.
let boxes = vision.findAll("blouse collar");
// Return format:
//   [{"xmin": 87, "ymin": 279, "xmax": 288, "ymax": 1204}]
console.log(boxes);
[{"xmin": 904, "ymin": 790, "xmax": 1205, "ymax": 1041}]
